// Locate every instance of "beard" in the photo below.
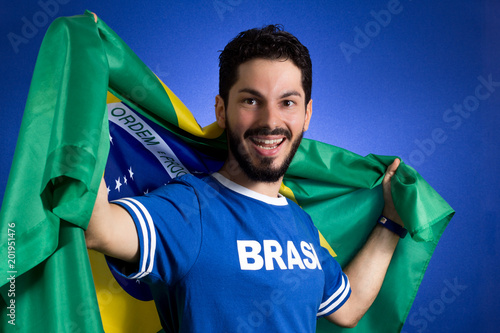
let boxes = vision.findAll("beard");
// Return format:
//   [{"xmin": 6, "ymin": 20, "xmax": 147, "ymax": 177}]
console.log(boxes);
[{"xmin": 226, "ymin": 122, "xmax": 304, "ymax": 183}]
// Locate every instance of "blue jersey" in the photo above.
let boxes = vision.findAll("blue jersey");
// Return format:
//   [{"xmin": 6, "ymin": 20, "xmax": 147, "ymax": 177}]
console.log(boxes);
[{"xmin": 109, "ymin": 173, "xmax": 350, "ymax": 332}]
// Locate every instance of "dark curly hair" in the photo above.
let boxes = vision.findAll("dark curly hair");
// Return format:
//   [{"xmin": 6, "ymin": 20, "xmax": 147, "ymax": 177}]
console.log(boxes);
[{"xmin": 218, "ymin": 24, "xmax": 312, "ymax": 109}]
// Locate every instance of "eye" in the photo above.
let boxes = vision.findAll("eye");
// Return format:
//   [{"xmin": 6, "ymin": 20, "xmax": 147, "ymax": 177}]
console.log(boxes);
[
  {"xmin": 243, "ymin": 98, "xmax": 257, "ymax": 105},
  {"xmin": 282, "ymin": 100, "xmax": 296, "ymax": 107}
]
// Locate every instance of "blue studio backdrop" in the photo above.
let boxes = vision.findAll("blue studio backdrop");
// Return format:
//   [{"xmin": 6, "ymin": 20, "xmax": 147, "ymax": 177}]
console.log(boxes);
[{"xmin": 1, "ymin": 1, "xmax": 499, "ymax": 332}]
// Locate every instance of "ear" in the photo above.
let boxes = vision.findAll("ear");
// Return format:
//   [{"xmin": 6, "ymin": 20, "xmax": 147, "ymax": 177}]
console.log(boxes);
[
  {"xmin": 303, "ymin": 99, "xmax": 313, "ymax": 132},
  {"xmin": 215, "ymin": 95, "xmax": 226, "ymax": 129}
]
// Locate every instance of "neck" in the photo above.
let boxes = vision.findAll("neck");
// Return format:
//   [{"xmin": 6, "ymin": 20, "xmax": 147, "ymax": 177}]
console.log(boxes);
[{"xmin": 218, "ymin": 161, "xmax": 283, "ymax": 198}]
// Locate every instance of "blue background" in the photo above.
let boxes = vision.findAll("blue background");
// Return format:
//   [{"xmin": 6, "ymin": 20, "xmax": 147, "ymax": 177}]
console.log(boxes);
[{"xmin": 1, "ymin": 1, "xmax": 499, "ymax": 332}]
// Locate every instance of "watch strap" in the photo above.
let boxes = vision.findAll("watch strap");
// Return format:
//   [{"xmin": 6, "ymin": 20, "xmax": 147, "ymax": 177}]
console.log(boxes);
[{"xmin": 377, "ymin": 215, "xmax": 408, "ymax": 238}]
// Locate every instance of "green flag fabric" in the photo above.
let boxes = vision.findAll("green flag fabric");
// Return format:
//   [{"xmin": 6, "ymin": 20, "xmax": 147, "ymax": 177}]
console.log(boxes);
[{"xmin": 0, "ymin": 11, "xmax": 454, "ymax": 333}]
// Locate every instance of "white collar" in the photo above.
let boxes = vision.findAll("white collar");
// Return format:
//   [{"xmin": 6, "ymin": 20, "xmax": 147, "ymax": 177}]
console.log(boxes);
[{"xmin": 211, "ymin": 172, "xmax": 288, "ymax": 206}]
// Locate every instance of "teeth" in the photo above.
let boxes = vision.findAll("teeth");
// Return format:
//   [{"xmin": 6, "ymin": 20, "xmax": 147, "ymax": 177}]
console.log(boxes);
[
  {"xmin": 253, "ymin": 138, "xmax": 283, "ymax": 145},
  {"xmin": 251, "ymin": 138, "xmax": 284, "ymax": 150}
]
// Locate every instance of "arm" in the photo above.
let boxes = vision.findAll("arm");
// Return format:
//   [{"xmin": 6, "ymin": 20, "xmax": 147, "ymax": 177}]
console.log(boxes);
[
  {"xmin": 85, "ymin": 177, "xmax": 140, "ymax": 263},
  {"xmin": 326, "ymin": 158, "xmax": 403, "ymax": 328}
]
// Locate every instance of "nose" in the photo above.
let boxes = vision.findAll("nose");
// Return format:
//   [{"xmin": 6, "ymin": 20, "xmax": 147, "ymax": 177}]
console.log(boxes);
[{"xmin": 258, "ymin": 104, "xmax": 281, "ymax": 129}]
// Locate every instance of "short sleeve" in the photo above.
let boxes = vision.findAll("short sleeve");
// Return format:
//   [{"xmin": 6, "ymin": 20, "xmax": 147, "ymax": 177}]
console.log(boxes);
[
  {"xmin": 108, "ymin": 179, "xmax": 202, "ymax": 285},
  {"xmin": 316, "ymin": 246, "xmax": 351, "ymax": 317}
]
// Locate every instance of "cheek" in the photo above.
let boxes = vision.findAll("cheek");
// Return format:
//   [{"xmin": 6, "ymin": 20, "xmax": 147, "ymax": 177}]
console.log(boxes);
[
  {"xmin": 285, "ymin": 113, "xmax": 307, "ymax": 133},
  {"xmin": 228, "ymin": 110, "xmax": 256, "ymax": 133}
]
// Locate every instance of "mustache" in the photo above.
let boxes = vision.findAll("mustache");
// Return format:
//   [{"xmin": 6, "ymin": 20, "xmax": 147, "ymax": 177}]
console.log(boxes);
[{"xmin": 243, "ymin": 127, "xmax": 292, "ymax": 140}]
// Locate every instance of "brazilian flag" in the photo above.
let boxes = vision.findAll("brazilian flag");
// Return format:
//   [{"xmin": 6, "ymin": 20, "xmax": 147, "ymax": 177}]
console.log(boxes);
[{"xmin": 0, "ymin": 11, "xmax": 454, "ymax": 333}]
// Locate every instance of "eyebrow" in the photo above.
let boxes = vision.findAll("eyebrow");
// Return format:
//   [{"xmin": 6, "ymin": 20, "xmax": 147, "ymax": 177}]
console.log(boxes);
[
  {"xmin": 238, "ymin": 88, "xmax": 264, "ymax": 98},
  {"xmin": 281, "ymin": 90, "xmax": 302, "ymax": 99},
  {"xmin": 238, "ymin": 88, "xmax": 302, "ymax": 99}
]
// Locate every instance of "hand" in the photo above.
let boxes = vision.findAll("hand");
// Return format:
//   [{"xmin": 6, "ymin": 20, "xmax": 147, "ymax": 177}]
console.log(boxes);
[{"xmin": 382, "ymin": 158, "xmax": 404, "ymax": 227}]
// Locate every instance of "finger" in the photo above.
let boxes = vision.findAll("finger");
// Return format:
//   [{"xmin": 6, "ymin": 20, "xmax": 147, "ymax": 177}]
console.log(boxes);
[
  {"xmin": 389, "ymin": 158, "xmax": 400, "ymax": 173},
  {"xmin": 383, "ymin": 158, "xmax": 400, "ymax": 184}
]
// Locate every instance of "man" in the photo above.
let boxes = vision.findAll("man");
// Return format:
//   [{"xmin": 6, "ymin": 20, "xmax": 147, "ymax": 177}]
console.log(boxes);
[{"xmin": 86, "ymin": 25, "xmax": 405, "ymax": 332}]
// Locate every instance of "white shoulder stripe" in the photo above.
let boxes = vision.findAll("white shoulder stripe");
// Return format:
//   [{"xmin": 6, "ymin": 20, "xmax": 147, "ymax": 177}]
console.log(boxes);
[
  {"xmin": 319, "ymin": 274, "xmax": 346, "ymax": 310},
  {"xmin": 126, "ymin": 198, "xmax": 157, "ymax": 279},
  {"xmin": 113, "ymin": 198, "xmax": 156, "ymax": 279},
  {"xmin": 317, "ymin": 275, "xmax": 351, "ymax": 317}
]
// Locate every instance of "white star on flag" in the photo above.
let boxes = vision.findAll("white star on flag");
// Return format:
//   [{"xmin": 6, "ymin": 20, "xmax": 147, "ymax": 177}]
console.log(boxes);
[
  {"xmin": 109, "ymin": 134, "xmax": 113, "ymax": 145},
  {"xmin": 115, "ymin": 177, "xmax": 122, "ymax": 192},
  {"xmin": 107, "ymin": 186, "xmax": 110, "ymax": 194},
  {"xmin": 124, "ymin": 175, "xmax": 128, "ymax": 185},
  {"xmin": 128, "ymin": 166, "xmax": 134, "ymax": 180}
]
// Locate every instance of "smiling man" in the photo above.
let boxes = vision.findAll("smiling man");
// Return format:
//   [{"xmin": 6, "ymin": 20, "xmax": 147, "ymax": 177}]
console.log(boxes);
[
  {"xmin": 216, "ymin": 57, "xmax": 311, "ymax": 193},
  {"xmin": 86, "ymin": 25, "xmax": 405, "ymax": 332}
]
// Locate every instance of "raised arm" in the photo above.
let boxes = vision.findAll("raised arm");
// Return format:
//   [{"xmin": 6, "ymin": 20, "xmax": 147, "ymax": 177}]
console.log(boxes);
[
  {"xmin": 85, "ymin": 177, "xmax": 140, "ymax": 263},
  {"xmin": 326, "ymin": 158, "xmax": 403, "ymax": 328}
]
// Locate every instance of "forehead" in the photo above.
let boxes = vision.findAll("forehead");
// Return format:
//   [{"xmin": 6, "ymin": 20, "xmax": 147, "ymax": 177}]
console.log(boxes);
[{"xmin": 232, "ymin": 58, "xmax": 303, "ymax": 95}]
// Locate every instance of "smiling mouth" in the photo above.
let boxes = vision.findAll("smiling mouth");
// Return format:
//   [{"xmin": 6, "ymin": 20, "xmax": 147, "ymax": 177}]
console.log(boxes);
[{"xmin": 250, "ymin": 137, "xmax": 285, "ymax": 150}]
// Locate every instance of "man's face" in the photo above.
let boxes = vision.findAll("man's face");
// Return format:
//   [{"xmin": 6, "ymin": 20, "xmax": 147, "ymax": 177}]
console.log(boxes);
[{"xmin": 216, "ymin": 58, "xmax": 312, "ymax": 183}]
